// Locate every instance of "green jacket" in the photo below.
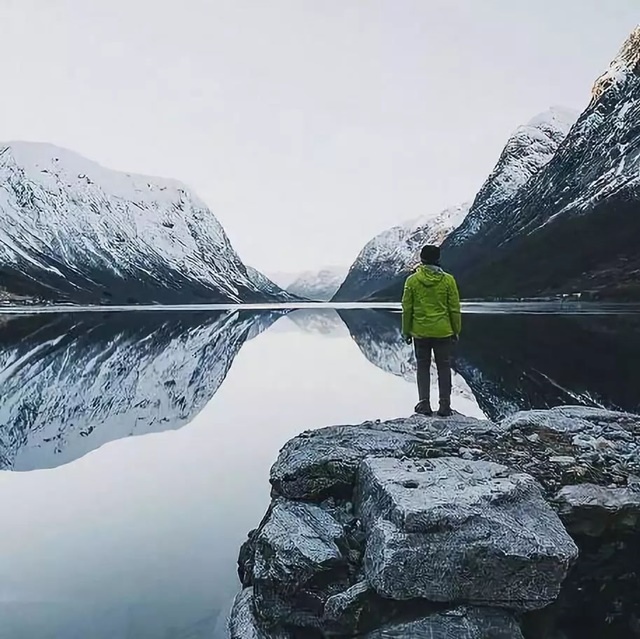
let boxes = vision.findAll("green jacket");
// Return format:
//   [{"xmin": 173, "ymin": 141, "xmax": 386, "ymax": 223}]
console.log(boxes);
[{"xmin": 402, "ymin": 265, "xmax": 461, "ymax": 338}]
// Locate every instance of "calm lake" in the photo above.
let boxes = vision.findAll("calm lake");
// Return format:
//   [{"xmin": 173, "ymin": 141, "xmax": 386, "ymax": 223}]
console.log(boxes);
[{"xmin": 0, "ymin": 305, "xmax": 639, "ymax": 638}]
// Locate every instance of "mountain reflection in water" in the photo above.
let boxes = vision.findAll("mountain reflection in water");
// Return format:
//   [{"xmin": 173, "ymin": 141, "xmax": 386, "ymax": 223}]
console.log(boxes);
[
  {"xmin": 0, "ymin": 307, "xmax": 639, "ymax": 471},
  {"xmin": 0, "ymin": 306, "xmax": 638, "ymax": 639}
]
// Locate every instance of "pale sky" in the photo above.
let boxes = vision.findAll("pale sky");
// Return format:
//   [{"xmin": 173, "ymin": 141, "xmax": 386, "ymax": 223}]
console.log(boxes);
[{"xmin": 0, "ymin": 1, "xmax": 637, "ymax": 273}]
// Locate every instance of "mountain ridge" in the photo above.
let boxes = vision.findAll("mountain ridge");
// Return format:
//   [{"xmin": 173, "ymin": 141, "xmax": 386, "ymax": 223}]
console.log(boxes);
[
  {"xmin": 333, "ymin": 202, "xmax": 469, "ymax": 301},
  {"xmin": 0, "ymin": 142, "xmax": 287, "ymax": 304},
  {"xmin": 441, "ymin": 26, "xmax": 640, "ymax": 300}
]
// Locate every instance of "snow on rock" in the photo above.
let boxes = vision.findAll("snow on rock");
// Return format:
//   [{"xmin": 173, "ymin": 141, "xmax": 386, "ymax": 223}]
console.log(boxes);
[
  {"xmin": 592, "ymin": 26, "xmax": 640, "ymax": 101},
  {"xmin": 334, "ymin": 202, "xmax": 470, "ymax": 301},
  {"xmin": 0, "ymin": 142, "xmax": 286, "ymax": 303}
]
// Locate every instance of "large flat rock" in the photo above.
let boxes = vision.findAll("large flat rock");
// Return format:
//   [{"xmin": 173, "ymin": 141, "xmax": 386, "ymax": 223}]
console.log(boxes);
[
  {"xmin": 357, "ymin": 457, "xmax": 578, "ymax": 610},
  {"xmin": 363, "ymin": 606, "xmax": 524, "ymax": 638},
  {"xmin": 270, "ymin": 415, "xmax": 491, "ymax": 501},
  {"xmin": 252, "ymin": 499, "xmax": 356, "ymax": 628}
]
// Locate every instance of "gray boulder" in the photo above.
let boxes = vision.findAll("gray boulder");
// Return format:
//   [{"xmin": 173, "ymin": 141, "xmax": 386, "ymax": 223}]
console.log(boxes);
[
  {"xmin": 252, "ymin": 499, "xmax": 357, "ymax": 628},
  {"xmin": 555, "ymin": 483, "xmax": 640, "ymax": 536},
  {"xmin": 228, "ymin": 588, "xmax": 291, "ymax": 639},
  {"xmin": 501, "ymin": 406, "xmax": 639, "ymax": 438},
  {"xmin": 363, "ymin": 606, "xmax": 524, "ymax": 638},
  {"xmin": 270, "ymin": 415, "xmax": 491, "ymax": 501},
  {"xmin": 357, "ymin": 457, "xmax": 578, "ymax": 610}
]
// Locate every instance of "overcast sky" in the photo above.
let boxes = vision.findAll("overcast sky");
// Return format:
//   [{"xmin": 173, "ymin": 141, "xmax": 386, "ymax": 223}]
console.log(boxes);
[{"xmin": 0, "ymin": 1, "xmax": 637, "ymax": 273}]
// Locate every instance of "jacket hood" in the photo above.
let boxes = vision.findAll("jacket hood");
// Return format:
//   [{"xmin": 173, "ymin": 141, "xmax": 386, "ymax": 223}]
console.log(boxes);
[{"xmin": 415, "ymin": 264, "xmax": 445, "ymax": 287}]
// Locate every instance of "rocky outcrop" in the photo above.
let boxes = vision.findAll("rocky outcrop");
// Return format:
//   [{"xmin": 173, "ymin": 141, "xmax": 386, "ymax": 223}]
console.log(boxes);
[
  {"xmin": 251, "ymin": 499, "xmax": 359, "ymax": 629},
  {"xmin": 555, "ymin": 483, "xmax": 640, "ymax": 537},
  {"xmin": 270, "ymin": 414, "xmax": 489, "ymax": 501},
  {"xmin": 229, "ymin": 589, "xmax": 291, "ymax": 639},
  {"xmin": 230, "ymin": 407, "xmax": 640, "ymax": 638}
]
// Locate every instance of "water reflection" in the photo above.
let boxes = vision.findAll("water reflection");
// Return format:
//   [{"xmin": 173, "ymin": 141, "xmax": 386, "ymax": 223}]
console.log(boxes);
[
  {"xmin": 338, "ymin": 309, "xmax": 483, "ymax": 417},
  {"xmin": 1, "ymin": 308, "xmax": 639, "ymax": 472},
  {"xmin": 0, "ymin": 311, "xmax": 279, "ymax": 471},
  {"xmin": 453, "ymin": 313, "xmax": 640, "ymax": 420},
  {"xmin": 0, "ymin": 307, "xmax": 638, "ymax": 638}
]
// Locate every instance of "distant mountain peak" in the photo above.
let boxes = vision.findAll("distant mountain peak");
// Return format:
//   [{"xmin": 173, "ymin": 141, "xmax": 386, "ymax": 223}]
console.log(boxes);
[
  {"xmin": 592, "ymin": 25, "xmax": 640, "ymax": 101},
  {"xmin": 284, "ymin": 266, "xmax": 347, "ymax": 301}
]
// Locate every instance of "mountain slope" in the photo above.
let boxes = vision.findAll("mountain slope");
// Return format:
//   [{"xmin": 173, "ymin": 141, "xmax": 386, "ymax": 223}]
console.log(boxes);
[
  {"xmin": 0, "ymin": 143, "xmax": 286, "ymax": 303},
  {"xmin": 446, "ymin": 106, "xmax": 577, "ymax": 249},
  {"xmin": 333, "ymin": 203, "xmax": 469, "ymax": 301},
  {"xmin": 366, "ymin": 107, "xmax": 578, "ymax": 302},
  {"xmin": 246, "ymin": 266, "xmax": 299, "ymax": 301},
  {"xmin": 442, "ymin": 27, "xmax": 640, "ymax": 299},
  {"xmin": 0, "ymin": 310, "xmax": 278, "ymax": 470},
  {"xmin": 284, "ymin": 267, "xmax": 346, "ymax": 301}
]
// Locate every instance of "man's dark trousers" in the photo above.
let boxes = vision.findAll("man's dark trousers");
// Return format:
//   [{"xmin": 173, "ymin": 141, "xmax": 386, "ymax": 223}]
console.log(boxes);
[{"xmin": 414, "ymin": 337, "xmax": 453, "ymax": 405}]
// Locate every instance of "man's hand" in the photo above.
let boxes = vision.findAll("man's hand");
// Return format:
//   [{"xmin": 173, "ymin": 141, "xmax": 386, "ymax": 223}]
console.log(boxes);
[
  {"xmin": 451, "ymin": 334, "xmax": 459, "ymax": 343},
  {"xmin": 402, "ymin": 334, "xmax": 413, "ymax": 345}
]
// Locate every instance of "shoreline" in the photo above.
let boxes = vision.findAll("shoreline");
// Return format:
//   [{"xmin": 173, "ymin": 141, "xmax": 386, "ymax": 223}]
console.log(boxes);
[{"xmin": 0, "ymin": 300, "xmax": 639, "ymax": 315}]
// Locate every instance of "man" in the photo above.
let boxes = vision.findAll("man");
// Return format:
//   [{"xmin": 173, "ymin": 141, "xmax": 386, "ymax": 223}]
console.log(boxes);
[{"xmin": 401, "ymin": 244, "xmax": 461, "ymax": 417}]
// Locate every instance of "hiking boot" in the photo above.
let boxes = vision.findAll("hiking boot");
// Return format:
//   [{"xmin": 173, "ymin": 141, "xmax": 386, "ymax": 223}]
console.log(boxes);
[
  {"xmin": 414, "ymin": 400, "xmax": 433, "ymax": 416},
  {"xmin": 437, "ymin": 401, "xmax": 453, "ymax": 417}
]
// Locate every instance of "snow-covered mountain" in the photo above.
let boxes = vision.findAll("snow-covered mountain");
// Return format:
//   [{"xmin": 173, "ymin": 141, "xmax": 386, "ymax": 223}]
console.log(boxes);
[
  {"xmin": 446, "ymin": 106, "xmax": 578, "ymax": 248},
  {"xmin": 333, "ymin": 203, "xmax": 469, "ymax": 301},
  {"xmin": 283, "ymin": 267, "xmax": 347, "ymax": 301},
  {"xmin": 337, "ymin": 309, "xmax": 483, "ymax": 417},
  {"xmin": 442, "ymin": 27, "xmax": 640, "ymax": 299},
  {"xmin": 0, "ymin": 143, "xmax": 287, "ymax": 304},
  {"xmin": 0, "ymin": 310, "xmax": 278, "ymax": 470},
  {"xmin": 364, "ymin": 107, "xmax": 578, "ymax": 302}
]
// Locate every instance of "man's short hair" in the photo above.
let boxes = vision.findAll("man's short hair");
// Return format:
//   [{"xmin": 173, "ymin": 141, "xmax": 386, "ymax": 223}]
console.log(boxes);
[{"xmin": 420, "ymin": 245, "xmax": 441, "ymax": 265}]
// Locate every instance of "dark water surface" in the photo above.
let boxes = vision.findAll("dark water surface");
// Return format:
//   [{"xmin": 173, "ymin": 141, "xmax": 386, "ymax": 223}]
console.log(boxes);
[{"xmin": 0, "ymin": 306, "xmax": 639, "ymax": 638}]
